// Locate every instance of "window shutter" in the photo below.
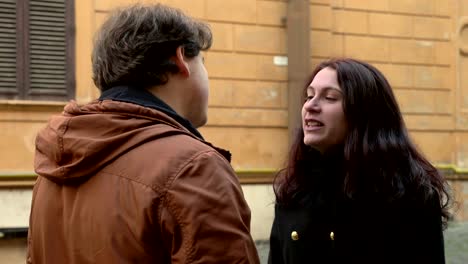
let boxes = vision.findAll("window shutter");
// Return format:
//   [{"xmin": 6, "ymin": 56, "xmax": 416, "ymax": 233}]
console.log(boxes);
[
  {"xmin": 0, "ymin": 0, "xmax": 17, "ymax": 94},
  {"xmin": 29, "ymin": 0, "xmax": 67, "ymax": 96}
]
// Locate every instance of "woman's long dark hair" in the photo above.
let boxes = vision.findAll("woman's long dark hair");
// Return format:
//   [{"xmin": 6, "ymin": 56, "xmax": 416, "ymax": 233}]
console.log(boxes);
[{"xmin": 274, "ymin": 58, "xmax": 452, "ymax": 226}]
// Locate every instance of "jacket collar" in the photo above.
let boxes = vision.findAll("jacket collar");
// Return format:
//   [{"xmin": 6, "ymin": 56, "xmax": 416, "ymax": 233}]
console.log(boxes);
[{"xmin": 99, "ymin": 86, "xmax": 204, "ymax": 140}]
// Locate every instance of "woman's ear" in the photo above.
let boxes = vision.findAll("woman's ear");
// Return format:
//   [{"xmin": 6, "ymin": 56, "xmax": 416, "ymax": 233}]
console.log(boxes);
[{"xmin": 172, "ymin": 46, "xmax": 190, "ymax": 77}]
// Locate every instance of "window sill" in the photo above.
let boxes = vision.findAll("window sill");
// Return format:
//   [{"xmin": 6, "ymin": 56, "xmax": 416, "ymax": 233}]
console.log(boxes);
[
  {"xmin": 0, "ymin": 172, "xmax": 36, "ymax": 188},
  {"xmin": 0, "ymin": 100, "xmax": 67, "ymax": 110}
]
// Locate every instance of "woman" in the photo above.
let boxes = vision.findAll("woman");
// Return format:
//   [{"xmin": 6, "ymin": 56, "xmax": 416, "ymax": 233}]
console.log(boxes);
[{"xmin": 268, "ymin": 58, "xmax": 452, "ymax": 264}]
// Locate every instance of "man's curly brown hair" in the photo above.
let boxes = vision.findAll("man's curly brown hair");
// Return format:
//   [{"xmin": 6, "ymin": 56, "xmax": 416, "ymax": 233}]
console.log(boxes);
[{"xmin": 92, "ymin": 4, "xmax": 212, "ymax": 91}]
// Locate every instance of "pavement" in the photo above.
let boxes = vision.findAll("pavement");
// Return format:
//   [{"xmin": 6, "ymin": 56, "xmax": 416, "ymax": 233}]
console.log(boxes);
[
  {"xmin": 256, "ymin": 221, "xmax": 468, "ymax": 264},
  {"xmin": 445, "ymin": 221, "xmax": 468, "ymax": 264}
]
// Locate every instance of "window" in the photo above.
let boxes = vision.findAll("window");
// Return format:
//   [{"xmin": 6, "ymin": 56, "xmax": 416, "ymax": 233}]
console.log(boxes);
[{"xmin": 0, "ymin": 0, "xmax": 75, "ymax": 101}]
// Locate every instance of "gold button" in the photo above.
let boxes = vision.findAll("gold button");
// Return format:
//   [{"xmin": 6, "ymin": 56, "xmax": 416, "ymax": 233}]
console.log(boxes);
[
  {"xmin": 330, "ymin": 231, "xmax": 335, "ymax": 241},
  {"xmin": 291, "ymin": 231, "xmax": 299, "ymax": 241}
]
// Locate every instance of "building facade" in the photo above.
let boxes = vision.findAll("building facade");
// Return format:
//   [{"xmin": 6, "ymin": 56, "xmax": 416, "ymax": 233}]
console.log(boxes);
[{"xmin": 1, "ymin": 0, "xmax": 468, "ymax": 262}]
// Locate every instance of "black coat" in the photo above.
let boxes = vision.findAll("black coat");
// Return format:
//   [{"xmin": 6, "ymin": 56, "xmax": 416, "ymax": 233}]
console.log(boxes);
[{"xmin": 268, "ymin": 187, "xmax": 445, "ymax": 264}]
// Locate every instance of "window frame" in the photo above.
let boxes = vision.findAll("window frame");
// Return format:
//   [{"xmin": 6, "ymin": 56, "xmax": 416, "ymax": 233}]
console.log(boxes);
[{"xmin": 0, "ymin": 0, "xmax": 75, "ymax": 101}]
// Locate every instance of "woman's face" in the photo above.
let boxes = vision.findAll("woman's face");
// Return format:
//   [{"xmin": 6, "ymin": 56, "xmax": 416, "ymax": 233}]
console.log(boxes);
[{"xmin": 302, "ymin": 67, "xmax": 347, "ymax": 153}]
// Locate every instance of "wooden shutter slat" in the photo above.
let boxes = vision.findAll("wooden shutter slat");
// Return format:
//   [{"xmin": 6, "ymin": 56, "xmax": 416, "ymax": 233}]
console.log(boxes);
[
  {"xmin": 30, "ymin": 11, "xmax": 65, "ymax": 18},
  {"xmin": 0, "ymin": 60, "xmax": 16, "ymax": 65},
  {"xmin": 30, "ymin": 50, "xmax": 65, "ymax": 56},
  {"xmin": 31, "ymin": 53, "xmax": 65, "ymax": 59},
  {"xmin": 0, "ymin": 87, "xmax": 15, "ymax": 91},
  {"xmin": 29, "ymin": 64, "xmax": 65, "ymax": 70},
  {"xmin": 30, "ymin": 20, "xmax": 65, "ymax": 27},
  {"xmin": 0, "ymin": 13, "xmax": 15, "ymax": 19},
  {"xmin": 0, "ymin": 36, "xmax": 15, "ymax": 42},
  {"xmin": 0, "ymin": 73, "xmax": 15, "ymax": 79},
  {"xmin": 0, "ymin": 43, "xmax": 15, "ymax": 48},
  {"xmin": 0, "ymin": 0, "xmax": 16, "ymax": 93},
  {"xmin": 31, "ymin": 60, "xmax": 66, "ymax": 66},
  {"xmin": 0, "ymin": 73, "xmax": 15, "ymax": 78},
  {"xmin": 0, "ymin": 47, "xmax": 15, "ymax": 52},
  {"xmin": 31, "ymin": 43, "xmax": 65, "ymax": 50},
  {"xmin": 29, "ymin": 76, "xmax": 65, "ymax": 83},
  {"xmin": 0, "ymin": 1, "xmax": 16, "ymax": 10},
  {"xmin": 0, "ymin": 31, "xmax": 15, "ymax": 36},
  {"xmin": 0, "ymin": 56, "xmax": 15, "ymax": 62},
  {"xmin": 30, "ymin": 42, "xmax": 65, "ymax": 50},
  {"xmin": 0, "ymin": 70, "xmax": 15, "ymax": 75},
  {"xmin": 29, "ymin": 84, "xmax": 66, "ymax": 89},
  {"xmin": 30, "ymin": 2, "xmax": 64, "ymax": 9},
  {"xmin": 31, "ymin": 2, "xmax": 64, "ymax": 7},
  {"xmin": 0, "ymin": 71, "xmax": 15, "ymax": 75},
  {"xmin": 31, "ymin": 60, "xmax": 66, "ymax": 65},
  {"xmin": 31, "ymin": 69, "xmax": 65, "ymax": 75},
  {"xmin": 30, "ymin": 5, "xmax": 61, "ymax": 11},
  {"xmin": 0, "ymin": 77, "xmax": 16, "ymax": 82},
  {"xmin": 31, "ymin": 57, "xmax": 66, "ymax": 63},
  {"xmin": 30, "ymin": 34, "xmax": 65, "ymax": 41},
  {"xmin": 0, "ymin": 57, "xmax": 15, "ymax": 61},
  {"xmin": 0, "ymin": 87, "xmax": 17, "ymax": 93},
  {"xmin": 0, "ymin": 42, "xmax": 15, "ymax": 47},
  {"xmin": 30, "ymin": 26, "xmax": 65, "ymax": 33},
  {"xmin": 29, "ymin": 0, "xmax": 68, "ymax": 92},
  {"xmin": 0, "ymin": 28, "xmax": 15, "ymax": 34},
  {"xmin": 30, "ymin": 16, "xmax": 65, "ymax": 23},
  {"xmin": 36, "ymin": 0, "xmax": 65, "ymax": 3},
  {"xmin": 0, "ymin": 18, "xmax": 15, "ymax": 25},
  {"xmin": 28, "ymin": 89, "xmax": 67, "ymax": 96}
]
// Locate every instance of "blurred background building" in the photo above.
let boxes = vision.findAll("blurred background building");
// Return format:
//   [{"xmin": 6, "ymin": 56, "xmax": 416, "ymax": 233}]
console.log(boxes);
[{"xmin": 1, "ymin": 0, "xmax": 468, "ymax": 262}]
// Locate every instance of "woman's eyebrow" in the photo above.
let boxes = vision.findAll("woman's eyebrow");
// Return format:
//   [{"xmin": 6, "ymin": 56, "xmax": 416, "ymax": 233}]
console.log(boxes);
[{"xmin": 308, "ymin": 86, "xmax": 343, "ymax": 94}]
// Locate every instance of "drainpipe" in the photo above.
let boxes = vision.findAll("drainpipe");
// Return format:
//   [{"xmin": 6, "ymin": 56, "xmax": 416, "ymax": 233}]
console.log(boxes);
[{"xmin": 287, "ymin": 0, "xmax": 310, "ymax": 147}]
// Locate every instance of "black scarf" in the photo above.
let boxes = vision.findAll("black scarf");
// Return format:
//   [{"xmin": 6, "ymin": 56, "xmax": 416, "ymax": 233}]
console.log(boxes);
[{"xmin": 99, "ymin": 86, "xmax": 204, "ymax": 139}]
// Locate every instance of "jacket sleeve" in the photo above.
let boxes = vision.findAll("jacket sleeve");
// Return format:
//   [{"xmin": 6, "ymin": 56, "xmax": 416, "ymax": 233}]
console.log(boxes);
[
  {"xmin": 159, "ymin": 150, "xmax": 260, "ymax": 264},
  {"xmin": 268, "ymin": 204, "xmax": 284, "ymax": 264}
]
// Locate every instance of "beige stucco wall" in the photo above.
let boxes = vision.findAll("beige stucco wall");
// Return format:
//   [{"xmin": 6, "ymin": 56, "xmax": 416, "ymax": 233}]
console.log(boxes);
[
  {"xmin": 91, "ymin": 0, "xmax": 290, "ymax": 170},
  {"xmin": 1, "ymin": 0, "xmax": 465, "ymax": 175},
  {"xmin": 1, "ymin": 0, "xmax": 463, "ymax": 174},
  {"xmin": 308, "ymin": 0, "xmax": 467, "ymax": 220},
  {"xmin": 1, "ymin": 0, "xmax": 468, "ymax": 262},
  {"xmin": 310, "ymin": 0, "xmax": 456, "ymax": 164},
  {"xmin": 0, "ymin": 238, "xmax": 27, "ymax": 264}
]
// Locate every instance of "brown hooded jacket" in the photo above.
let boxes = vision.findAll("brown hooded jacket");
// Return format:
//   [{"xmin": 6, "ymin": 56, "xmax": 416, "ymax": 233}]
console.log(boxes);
[{"xmin": 27, "ymin": 99, "xmax": 260, "ymax": 264}]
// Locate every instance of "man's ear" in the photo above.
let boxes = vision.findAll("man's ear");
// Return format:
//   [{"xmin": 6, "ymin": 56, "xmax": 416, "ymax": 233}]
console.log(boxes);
[{"xmin": 172, "ymin": 46, "xmax": 190, "ymax": 77}]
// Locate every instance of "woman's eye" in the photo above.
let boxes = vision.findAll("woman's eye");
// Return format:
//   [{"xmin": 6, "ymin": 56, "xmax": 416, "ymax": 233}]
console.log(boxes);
[
  {"xmin": 305, "ymin": 95, "xmax": 314, "ymax": 102},
  {"xmin": 325, "ymin": 97, "xmax": 337, "ymax": 101}
]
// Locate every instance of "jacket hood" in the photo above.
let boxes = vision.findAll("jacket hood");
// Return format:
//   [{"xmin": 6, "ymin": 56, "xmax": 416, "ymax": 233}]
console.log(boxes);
[{"xmin": 34, "ymin": 100, "xmax": 205, "ymax": 184}]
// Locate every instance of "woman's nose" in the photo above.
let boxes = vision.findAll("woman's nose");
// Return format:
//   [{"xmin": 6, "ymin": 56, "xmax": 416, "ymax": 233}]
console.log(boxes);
[{"xmin": 305, "ymin": 97, "xmax": 321, "ymax": 112}]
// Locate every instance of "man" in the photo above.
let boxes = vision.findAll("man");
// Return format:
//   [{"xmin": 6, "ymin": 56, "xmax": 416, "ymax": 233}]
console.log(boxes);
[{"xmin": 27, "ymin": 4, "xmax": 260, "ymax": 263}]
